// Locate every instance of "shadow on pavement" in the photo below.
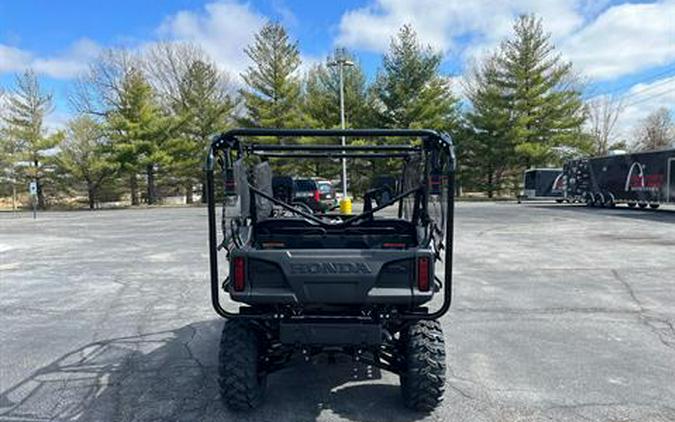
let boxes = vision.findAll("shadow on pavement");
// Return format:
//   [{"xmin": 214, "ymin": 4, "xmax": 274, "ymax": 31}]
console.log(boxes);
[
  {"xmin": 529, "ymin": 203, "xmax": 675, "ymax": 224},
  {"xmin": 0, "ymin": 320, "xmax": 426, "ymax": 422}
]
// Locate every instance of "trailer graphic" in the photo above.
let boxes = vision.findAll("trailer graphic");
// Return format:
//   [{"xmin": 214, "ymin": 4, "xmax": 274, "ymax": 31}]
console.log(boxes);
[
  {"xmin": 624, "ymin": 162, "xmax": 645, "ymax": 192},
  {"xmin": 553, "ymin": 173, "xmax": 564, "ymax": 192}
]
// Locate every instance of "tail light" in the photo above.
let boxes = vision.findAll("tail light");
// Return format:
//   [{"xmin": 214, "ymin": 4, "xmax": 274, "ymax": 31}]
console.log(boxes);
[
  {"xmin": 383, "ymin": 242, "xmax": 406, "ymax": 249},
  {"xmin": 232, "ymin": 257, "xmax": 246, "ymax": 292},
  {"xmin": 314, "ymin": 190, "xmax": 320, "ymax": 202},
  {"xmin": 417, "ymin": 257, "xmax": 430, "ymax": 292},
  {"xmin": 224, "ymin": 180, "xmax": 236, "ymax": 195},
  {"xmin": 224, "ymin": 169, "xmax": 236, "ymax": 196},
  {"xmin": 428, "ymin": 175, "xmax": 441, "ymax": 195}
]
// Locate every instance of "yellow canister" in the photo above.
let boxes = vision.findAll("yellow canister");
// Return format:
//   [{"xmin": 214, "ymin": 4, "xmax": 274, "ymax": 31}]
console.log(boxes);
[{"xmin": 339, "ymin": 197, "xmax": 352, "ymax": 214}]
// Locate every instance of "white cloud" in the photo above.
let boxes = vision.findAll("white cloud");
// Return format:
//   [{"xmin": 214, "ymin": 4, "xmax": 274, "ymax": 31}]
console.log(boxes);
[
  {"xmin": 560, "ymin": 1, "xmax": 675, "ymax": 80},
  {"xmin": 614, "ymin": 76, "xmax": 675, "ymax": 140},
  {"xmin": 157, "ymin": 0, "xmax": 266, "ymax": 77},
  {"xmin": 0, "ymin": 38, "xmax": 101, "ymax": 79},
  {"xmin": 336, "ymin": 0, "xmax": 675, "ymax": 82},
  {"xmin": 2, "ymin": 1, "xmax": 314, "ymax": 90},
  {"xmin": 157, "ymin": 1, "xmax": 320, "ymax": 81},
  {"xmin": 0, "ymin": 45, "xmax": 32, "ymax": 72},
  {"xmin": 32, "ymin": 39, "xmax": 101, "ymax": 79},
  {"xmin": 335, "ymin": 0, "xmax": 583, "ymax": 56}
]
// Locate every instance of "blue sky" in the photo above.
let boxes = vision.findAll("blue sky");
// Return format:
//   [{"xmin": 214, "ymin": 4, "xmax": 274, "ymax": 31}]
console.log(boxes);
[{"xmin": 1, "ymin": 0, "xmax": 674, "ymax": 139}]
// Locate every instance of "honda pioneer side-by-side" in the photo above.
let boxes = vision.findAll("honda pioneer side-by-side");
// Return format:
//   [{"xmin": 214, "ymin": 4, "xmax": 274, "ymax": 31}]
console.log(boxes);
[{"xmin": 205, "ymin": 128, "xmax": 455, "ymax": 412}]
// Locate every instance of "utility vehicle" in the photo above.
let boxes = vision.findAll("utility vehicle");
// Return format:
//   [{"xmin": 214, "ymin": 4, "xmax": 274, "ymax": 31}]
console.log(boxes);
[{"xmin": 205, "ymin": 128, "xmax": 455, "ymax": 412}]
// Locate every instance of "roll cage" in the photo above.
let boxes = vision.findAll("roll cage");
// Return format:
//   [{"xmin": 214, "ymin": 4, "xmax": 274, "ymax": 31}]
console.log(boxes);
[{"xmin": 205, "ymin": 128, "xmax": 456, "ymax": 322}]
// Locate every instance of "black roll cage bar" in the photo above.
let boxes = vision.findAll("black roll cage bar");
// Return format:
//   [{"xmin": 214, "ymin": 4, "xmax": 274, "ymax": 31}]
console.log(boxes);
[{"xmin": 205, "ymin": 128, "xmax": 456, "ymax": 322}]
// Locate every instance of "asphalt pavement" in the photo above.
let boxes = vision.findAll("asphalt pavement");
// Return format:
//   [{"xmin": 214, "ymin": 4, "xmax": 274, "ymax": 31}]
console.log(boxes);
[{"xmin": 1, "ymin": 203, "xmax": 674, "ymax": 422}]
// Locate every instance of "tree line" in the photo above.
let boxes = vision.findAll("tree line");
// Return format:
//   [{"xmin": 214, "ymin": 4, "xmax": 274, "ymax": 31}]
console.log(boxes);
[{"xmin": 1, "ymin": 15, "xmax": 673, "ymax": 209}]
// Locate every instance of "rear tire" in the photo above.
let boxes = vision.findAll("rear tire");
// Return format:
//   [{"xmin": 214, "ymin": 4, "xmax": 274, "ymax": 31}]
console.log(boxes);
[
  {"xmin": 638, "ymin": 203, "xmax": 648, "ymax": 209},
  {"xmin": 605, "ymin": 195, "xmax": 616, "ymax": 208},
  {"xmin": 595, "ymin": 193, "xmax": 605, "ymax": 208},
  {"xmin": 219, "ymin": 320, "xmax": 267, "ymax": 411},
  {"xmin": 400, "ymin": 320, "xmax": 446, "ymax": 412},
  {"xmin": 585, "ymin": 193, "xmax": 595, "ymax": 207},
  {"xmin": 650, "ymin": 203, "xmax": 660, "ymax": 209},
  {"xmin": 627, "ymin": 202, "xmax": 637, "ymax": 208}
]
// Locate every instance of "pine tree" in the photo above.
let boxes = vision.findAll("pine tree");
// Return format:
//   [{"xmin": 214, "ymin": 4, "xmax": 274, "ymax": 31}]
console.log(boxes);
[
  {"xmin": 144, "ymin": 43, "xmax": 237, "ymax": 202},
  {"xmin": 240, "ymin": 22, "xmax": 306, "ymax": 130},
  {"xmin": 369, "ymin": 25, "xmax": 459, "ymax": 131},
  {"xmin": 463, "ymin": 56, "xmax": 514, "ymax": 197},
  {"xmin": 170, "ymin": 58, "xmax": 236, "ymax": 202},
  {"xmin": 106, "ymin": 68, "xmax": 172, "ymax": 205},
  {"xmin": 55, "ymin": 116, "xmax": 118, "ymax": 209},
  {"xmin": 363, "ymin": 25, "xmax": 459, "ymax": 193},
  {"xmin": 1, "ymin": 70, "xmax": 62, "ymax": 209},
  {"xmin": 495, "ymin": 14, "xmax": 586, "ymax": 167}
]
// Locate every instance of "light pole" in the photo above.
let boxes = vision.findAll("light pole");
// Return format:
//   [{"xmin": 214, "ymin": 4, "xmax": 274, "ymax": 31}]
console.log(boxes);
[{"xmin": 328, "ymin": 57, "xmax": 354, "ymax": 198}]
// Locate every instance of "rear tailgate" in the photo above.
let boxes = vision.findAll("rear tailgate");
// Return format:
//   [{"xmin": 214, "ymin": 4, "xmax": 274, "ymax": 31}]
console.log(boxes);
[{"xmin": 229, "ymin": 248, "xmax": 434, "ymax": 306}]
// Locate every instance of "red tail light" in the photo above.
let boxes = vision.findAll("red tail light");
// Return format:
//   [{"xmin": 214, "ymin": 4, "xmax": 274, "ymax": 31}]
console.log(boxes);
[
  {"xmin": 232, "ymin": 257, "xmax": 246, "ymax": 292},
  {"xmin": 383, "ymin": 242, "xmax": 406, "ymax": 249},
  {"xmin": 417, "ymin": 257, "xmax": 430, "ymax": 292},
  {"xmin": 428, "ymin": 175, "xmax": 442, "ymax": 195},
  {"xmin": 314, "ymin": 190, "xmax": 320, "ymax": 202}
]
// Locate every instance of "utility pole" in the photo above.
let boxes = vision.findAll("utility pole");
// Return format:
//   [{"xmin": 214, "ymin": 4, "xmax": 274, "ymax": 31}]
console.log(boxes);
[{"xmin": 328, "ymin": 56, "xmax": 354, "ymax": 198}]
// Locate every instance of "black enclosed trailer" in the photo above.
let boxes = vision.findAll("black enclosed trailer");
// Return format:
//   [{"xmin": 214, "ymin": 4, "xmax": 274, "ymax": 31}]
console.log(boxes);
[
  {"xmin": 517, "ymin": 168, "xmax": 564, "ymax": 203},
  {"xmin": 562, "ymin": 148, "xmax": 675, "ymax": 208}
]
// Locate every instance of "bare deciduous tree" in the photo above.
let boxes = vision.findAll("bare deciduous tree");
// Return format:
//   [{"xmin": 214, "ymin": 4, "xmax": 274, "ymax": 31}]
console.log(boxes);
[
  {"xmin": 586, "ymin": 95, "xmax": 623, "ymax": 155},
  {"xmin": 633, "ymin": 107, "xmax": 674, "ymax": 151},
  {"xmin": 69, "ymin": 48, "xmax": 138, "ymax": 117},
  {"xmin": 142, "ymin": 42, "xmax": 234, "ymax": 107}
]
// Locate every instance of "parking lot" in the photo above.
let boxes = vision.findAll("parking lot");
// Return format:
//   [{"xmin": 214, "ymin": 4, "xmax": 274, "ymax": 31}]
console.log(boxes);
[{"xmin": 1, "ymin": 203, "xmax": 674, "ymax": 422}]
